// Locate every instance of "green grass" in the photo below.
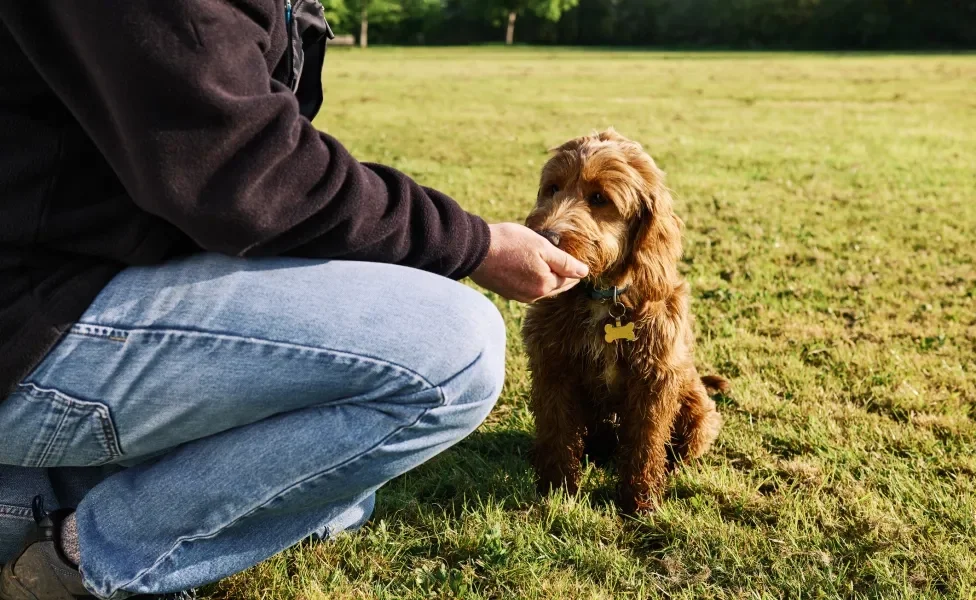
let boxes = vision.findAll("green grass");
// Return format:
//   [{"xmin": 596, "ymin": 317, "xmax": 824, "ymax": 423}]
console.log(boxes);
[{"xmin": 208, "ymin": 48, "xmax": 976, "ymax": 599}]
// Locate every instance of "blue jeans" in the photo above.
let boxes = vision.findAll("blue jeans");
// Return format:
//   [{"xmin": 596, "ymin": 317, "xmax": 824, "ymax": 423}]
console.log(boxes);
[{"xmin": 0, "ymin": 254, "xmax": 505, "ymax": 599}]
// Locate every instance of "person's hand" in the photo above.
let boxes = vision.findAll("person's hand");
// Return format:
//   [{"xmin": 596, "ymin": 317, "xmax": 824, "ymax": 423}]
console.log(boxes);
[{"xmin": 470, "ymin": 222, "xmax": 589, "ymax": 303}]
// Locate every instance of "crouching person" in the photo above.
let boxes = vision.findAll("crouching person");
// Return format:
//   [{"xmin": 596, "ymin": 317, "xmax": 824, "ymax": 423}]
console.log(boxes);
[{"xmin": 0, "ymin": 2, "xmax": 587, "ymax": 598}]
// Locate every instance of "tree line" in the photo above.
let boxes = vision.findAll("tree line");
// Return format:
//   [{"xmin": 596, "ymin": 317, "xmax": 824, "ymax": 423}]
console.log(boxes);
[{"xmin": 322, "ymin": 0, "xmax": 976, "ymax": 48}]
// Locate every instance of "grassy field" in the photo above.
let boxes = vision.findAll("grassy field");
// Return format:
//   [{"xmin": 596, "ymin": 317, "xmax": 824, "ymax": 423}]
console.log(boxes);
[{"xmin": 209, "ymin": 48, "xmax": 976, "ymax": 599}]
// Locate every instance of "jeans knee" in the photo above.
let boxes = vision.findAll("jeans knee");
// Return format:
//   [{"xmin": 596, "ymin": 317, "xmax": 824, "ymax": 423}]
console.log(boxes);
[{"xmin": 443, "ymin": 286, "xmax": 506, "ymax": 428}]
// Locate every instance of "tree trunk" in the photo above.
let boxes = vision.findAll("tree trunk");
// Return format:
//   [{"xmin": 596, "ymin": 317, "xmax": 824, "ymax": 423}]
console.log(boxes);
[
  {"xmin": 505, "ymin": 11, "xmax": 516, "ymax": 45},
  {"xmin": 360, "ymin": 4, "xmax": 368, "ymax": 48}
]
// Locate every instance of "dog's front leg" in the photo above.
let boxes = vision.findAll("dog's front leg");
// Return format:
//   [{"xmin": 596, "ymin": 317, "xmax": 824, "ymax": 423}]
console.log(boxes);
[
  {"xmin": 530, "ymin": 366, "xmax": 587, "ymax": 496},
  {"xmin": 616, "ymin": 376, "xmax": 682, "ymax": 514}
]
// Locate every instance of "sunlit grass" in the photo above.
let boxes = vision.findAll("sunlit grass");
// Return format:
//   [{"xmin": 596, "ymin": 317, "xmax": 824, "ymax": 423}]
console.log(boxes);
[{"xmin": 208, "ymin": 48, "xmax": 976, "ymax": 599}]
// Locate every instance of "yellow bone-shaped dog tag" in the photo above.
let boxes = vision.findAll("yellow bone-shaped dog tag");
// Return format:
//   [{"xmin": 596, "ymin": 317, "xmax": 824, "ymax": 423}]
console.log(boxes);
[{"xmin": 604, "ymin": 319, "xmax": 636, "ymax": 343}]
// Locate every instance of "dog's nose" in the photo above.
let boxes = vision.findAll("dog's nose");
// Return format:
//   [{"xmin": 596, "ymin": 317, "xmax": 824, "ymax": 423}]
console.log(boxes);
[{"xmin": 537, "ymin": 229, "xmax": 561, "ymax": 247}]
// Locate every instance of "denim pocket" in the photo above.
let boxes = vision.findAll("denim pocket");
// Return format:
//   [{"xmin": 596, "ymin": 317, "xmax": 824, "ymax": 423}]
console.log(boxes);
[{"xmin": 1, "ymin": 384, "xmax": 122, "ymax": 468}]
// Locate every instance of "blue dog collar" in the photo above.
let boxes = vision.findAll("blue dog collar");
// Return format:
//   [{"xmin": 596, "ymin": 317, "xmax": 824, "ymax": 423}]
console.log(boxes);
[{"xmin": 584, "ymin": 283, "xmax": 630, "ymax": 301}]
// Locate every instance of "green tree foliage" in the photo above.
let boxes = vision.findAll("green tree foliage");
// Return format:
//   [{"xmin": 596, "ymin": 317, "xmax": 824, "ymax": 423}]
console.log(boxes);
[
  {"xmin": 319, "ymin": 0, "xmax": 350, "ymax": 27},
  {"xmin": 324, "ymin": 0, "xmax": 409, "ymax": 46},
  {"xmin": 323, "ymin": 0, "xmax": 976, "ymax": 48},
  {"xmin": 455, "ymin": 0, "xmax": 580, "ymax": 44}
]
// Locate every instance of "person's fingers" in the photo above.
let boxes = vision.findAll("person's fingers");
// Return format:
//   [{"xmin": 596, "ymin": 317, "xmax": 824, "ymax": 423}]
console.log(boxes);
[
  {"xmin": 546, "ymin": 276, "xmax": 581, "ymax": 298},
  {"xmin": 540, "ymin": 244, "xmax": 589, "ymax": 279},
  {"xmin": 525, "ymin": 273, "xmax": 581, "ymax": 302}
]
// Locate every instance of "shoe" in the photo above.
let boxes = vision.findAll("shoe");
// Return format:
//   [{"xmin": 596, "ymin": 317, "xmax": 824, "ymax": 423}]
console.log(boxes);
[{"xmin": 0, "ymin": 496, "xmax": 92, "ymax": 599}]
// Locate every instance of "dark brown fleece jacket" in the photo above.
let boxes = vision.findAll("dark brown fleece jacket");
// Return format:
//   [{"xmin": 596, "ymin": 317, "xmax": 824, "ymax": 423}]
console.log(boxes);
[{"xmin": 0, "ymin": 1, "xmax": 490, "ymax": 398}]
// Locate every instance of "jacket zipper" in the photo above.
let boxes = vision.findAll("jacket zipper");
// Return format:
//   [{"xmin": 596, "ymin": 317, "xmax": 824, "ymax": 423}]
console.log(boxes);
[{"xmin": 286, "ymin": 0, "xmax": 295, "ymax": 87}]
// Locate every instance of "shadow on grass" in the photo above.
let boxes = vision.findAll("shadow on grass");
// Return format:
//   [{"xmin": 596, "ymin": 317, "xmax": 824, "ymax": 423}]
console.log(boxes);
[
  {"xmin": 372, "ymin": 425, "xmax": 626, "ymax": 520},
  {"xmin": 372, "ymin": 426, "xmax": 539, "ymax": 519}
]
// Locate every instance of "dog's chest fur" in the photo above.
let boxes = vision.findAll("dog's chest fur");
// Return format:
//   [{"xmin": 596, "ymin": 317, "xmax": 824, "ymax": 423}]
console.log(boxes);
[
  {"xmin": 584, "ymin": 301, "xmax": 626, "ymax": 388},
  {"xmin": 523, "ymin": 295, "xmax": 635, "ymax": 399}
]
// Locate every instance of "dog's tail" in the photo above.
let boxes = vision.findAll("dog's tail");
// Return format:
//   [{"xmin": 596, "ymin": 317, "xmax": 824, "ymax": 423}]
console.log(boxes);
[{"xmin": 701, "ymin": 374, "xmax": 731, "ymax": 395}]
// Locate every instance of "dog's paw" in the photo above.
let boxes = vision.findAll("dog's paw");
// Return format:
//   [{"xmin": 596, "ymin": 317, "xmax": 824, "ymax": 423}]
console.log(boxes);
[
  {"xmin": 618, "ymin": 496, "xmax": 656, "ymax": 516},
  {"xmin": 535, "ymin": 469, "xmax": 580, "ymax": 497},
  {"xmin": 617, "ymin": 484, "xmax": 660, "ymax": 516},
  {"xmin": 536, "ymin": 478, "xmax": 580, "ymax": 497}
]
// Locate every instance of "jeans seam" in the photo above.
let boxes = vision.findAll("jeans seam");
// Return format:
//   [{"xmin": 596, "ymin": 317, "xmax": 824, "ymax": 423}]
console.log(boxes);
[
  {"xmin": 36, "ymin": 403, "xmax": 70, "ymax": 466},
  {"xmin": 0, "ymin": 504, "xmax": 33, "ymax": 519},
  {"xmin": 69, "ymin": 324, "xmax": 128, "ymax": 342},
  {"xmin": 114, "ymin": 396, "xmax": 442, "ymax": 592},
  {"xmin": 70, "ymin": 324, "xmax": 441, "ymax": 390}
]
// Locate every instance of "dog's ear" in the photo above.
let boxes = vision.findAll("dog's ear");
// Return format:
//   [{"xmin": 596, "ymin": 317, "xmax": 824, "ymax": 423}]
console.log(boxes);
[
  {"xmin": 547, "ymin": 134, "xmax": 588, "ymax": 155},
  {"xmin": 596, "ymin": 127, "xmax": 627, "ymax": 143},
  {"xmin": 627, "ymin": 151, "xmax": 683, "ymax": 288}
]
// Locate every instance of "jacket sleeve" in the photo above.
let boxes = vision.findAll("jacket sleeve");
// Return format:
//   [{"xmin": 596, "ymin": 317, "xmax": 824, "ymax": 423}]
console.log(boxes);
[{"xmin": 0, "ymin": 1, "xmax": 489, "ymax": 279}]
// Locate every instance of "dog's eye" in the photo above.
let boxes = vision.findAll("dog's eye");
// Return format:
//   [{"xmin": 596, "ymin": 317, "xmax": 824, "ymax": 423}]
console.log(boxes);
[
  {"xmin": 547, "ymin": 184, "xmax": 559, "ymax": 196},
  {"xmin": 588, "ymin": 193, "xmax": 608, "ymax": 207}
]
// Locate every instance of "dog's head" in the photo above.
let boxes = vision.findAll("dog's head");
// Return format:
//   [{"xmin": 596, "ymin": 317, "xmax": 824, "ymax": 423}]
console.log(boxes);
[{"xmin": 525, "ymin": 128, "xmax": 683, "ymax": 289}]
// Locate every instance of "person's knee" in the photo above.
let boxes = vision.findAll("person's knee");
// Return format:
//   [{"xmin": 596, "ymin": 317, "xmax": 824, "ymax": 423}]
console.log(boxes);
[{"xmin": 440, "ymin": 285, "xmax": 506, "ymax": 425}]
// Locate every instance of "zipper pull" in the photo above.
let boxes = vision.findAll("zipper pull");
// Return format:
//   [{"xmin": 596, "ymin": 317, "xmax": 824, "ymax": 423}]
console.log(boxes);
[
  {"xmin": 31, "ymin": 495, "xmax": 48, "ymax": 524},
  {"xmin": 285, "ymin": 0, "xmax": 293, "ymax": 25}
]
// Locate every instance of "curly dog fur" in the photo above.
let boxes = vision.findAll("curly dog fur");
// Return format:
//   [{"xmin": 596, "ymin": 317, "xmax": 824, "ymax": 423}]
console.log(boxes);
[{"xmin": 522, "ymin": 129, "xmax": 729, "ymax": 514}]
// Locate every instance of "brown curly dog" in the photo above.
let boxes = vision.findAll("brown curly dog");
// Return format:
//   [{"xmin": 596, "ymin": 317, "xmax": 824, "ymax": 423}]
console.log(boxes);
[{"xmin": 522, "ymin": 128, "xmax": 729, "ymax": 515}]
